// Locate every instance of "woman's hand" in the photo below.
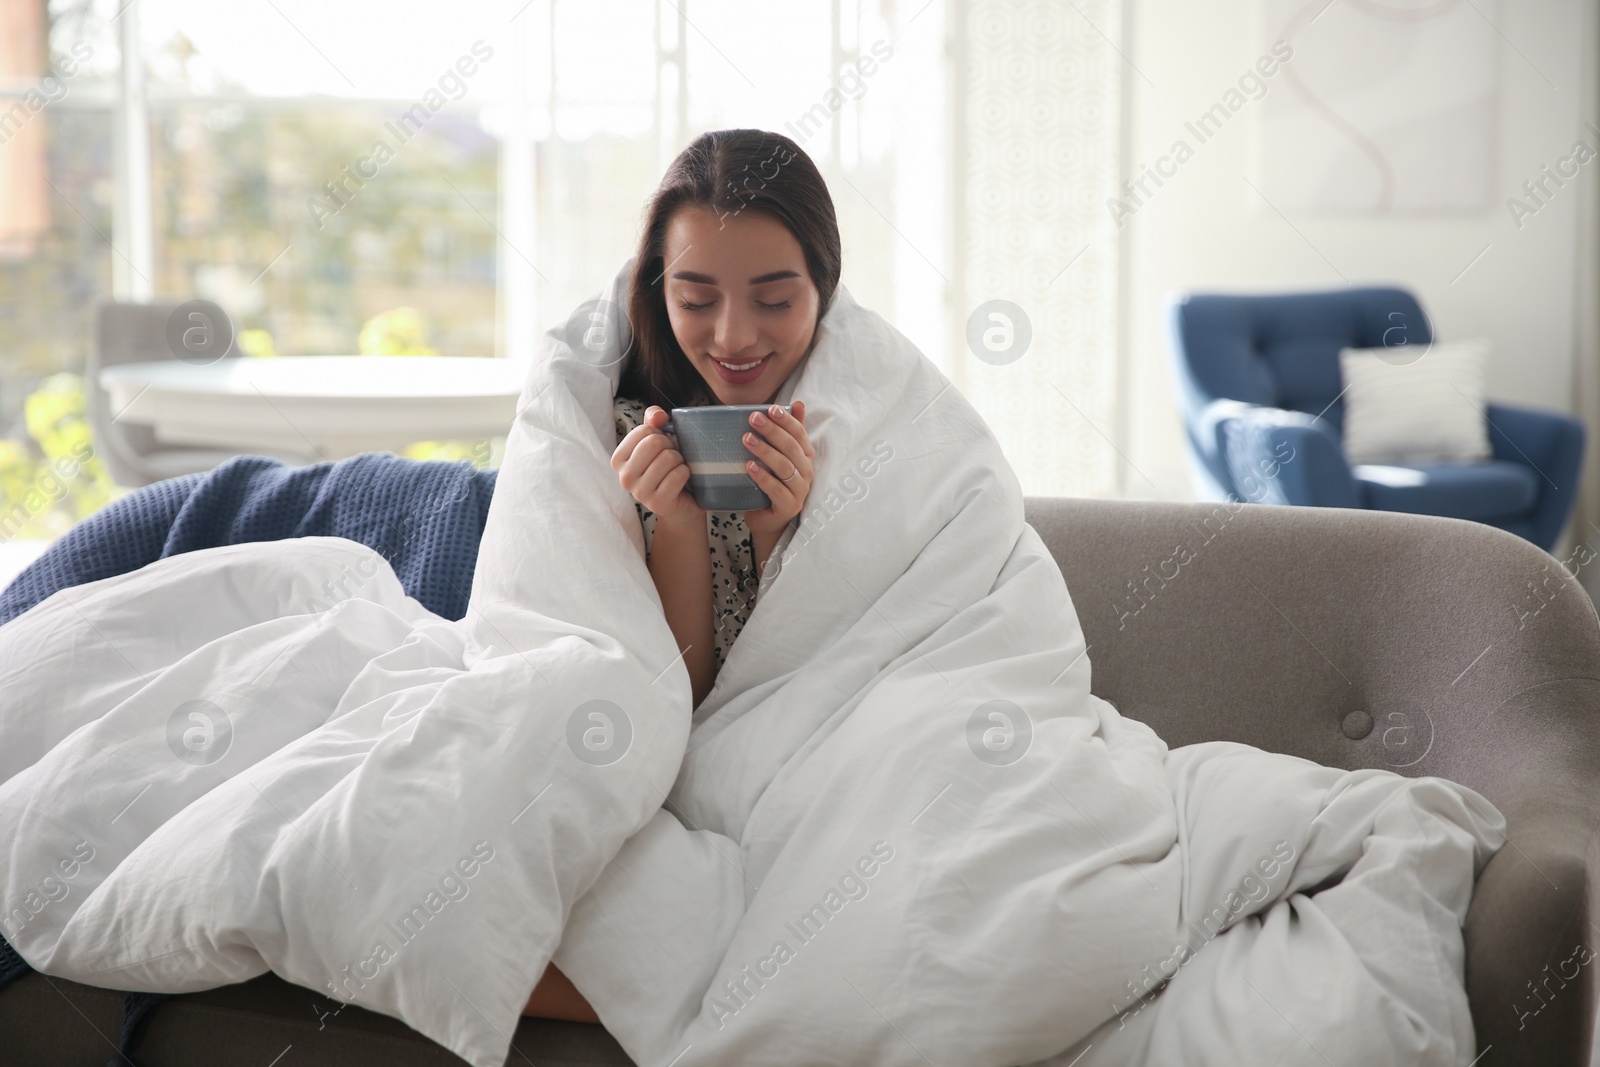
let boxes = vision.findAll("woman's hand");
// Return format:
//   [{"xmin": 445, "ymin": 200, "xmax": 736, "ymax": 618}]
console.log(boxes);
[
  {"xmin": 741, "ymin": 400, "xmax": 813, "ymax": 538},
  {"xmin": 612, "ymin": 406, "xmax": 706, "ymax": 528}
]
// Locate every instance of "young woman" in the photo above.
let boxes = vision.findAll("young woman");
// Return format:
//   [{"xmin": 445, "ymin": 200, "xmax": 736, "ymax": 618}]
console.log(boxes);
[{"xmin": 524, "ymin": 128, "xmax": 840, "ymax": 1021}]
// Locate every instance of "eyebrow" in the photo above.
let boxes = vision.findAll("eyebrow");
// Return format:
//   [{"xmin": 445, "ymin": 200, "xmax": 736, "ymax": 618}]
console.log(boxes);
[{"xmin": 671, "ymin": 269, "xmax": 801, "ymax": 286}]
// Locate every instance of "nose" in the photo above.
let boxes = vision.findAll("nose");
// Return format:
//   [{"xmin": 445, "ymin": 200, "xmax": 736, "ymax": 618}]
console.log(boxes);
[{"xmin": 712, "ymin": 301, "xmax": 759, "ymax": 358}]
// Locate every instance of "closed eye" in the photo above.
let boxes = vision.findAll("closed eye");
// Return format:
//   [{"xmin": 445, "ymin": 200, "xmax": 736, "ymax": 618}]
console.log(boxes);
[{"xmin": 677, "ymin": 298, "xmax": 791, "ymax": 312}]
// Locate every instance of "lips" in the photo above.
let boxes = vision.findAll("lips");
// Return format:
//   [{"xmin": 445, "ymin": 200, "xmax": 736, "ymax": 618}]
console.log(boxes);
[{"xmin": 711, "ymin": 353, "xmax": 772, "ymax": 384}]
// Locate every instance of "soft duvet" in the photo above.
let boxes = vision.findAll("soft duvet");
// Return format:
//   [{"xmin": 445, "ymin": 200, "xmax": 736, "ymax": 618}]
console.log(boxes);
[{"xmin": 0, "ymin": 258, "xmax": 1505, "ymax": 1066}]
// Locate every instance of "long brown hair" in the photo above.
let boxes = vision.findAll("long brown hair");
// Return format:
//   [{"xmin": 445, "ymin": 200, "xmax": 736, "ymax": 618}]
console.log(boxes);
[{"xmin": 617, "ymin": 129, "xmax": 842, "ymax": 409}]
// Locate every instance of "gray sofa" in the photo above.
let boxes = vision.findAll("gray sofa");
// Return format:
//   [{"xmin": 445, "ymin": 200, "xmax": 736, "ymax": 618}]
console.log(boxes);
[{"xmin": 6, "ymin": 498, "xmax": 1598, "ymax": 1065}]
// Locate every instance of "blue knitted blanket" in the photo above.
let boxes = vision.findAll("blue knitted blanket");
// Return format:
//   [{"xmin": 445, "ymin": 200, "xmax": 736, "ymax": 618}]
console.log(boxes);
[
  {"xmin": 0, "ymin": 452, "xmax": 498, "ymax": 628},
  {"xmin": 0, "ymin": 452, "xmax": 497, "ymax": 1066}
]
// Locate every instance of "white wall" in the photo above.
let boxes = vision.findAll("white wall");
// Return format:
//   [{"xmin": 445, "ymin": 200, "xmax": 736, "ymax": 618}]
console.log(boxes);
[{"xmin": 1121, "ymin": 0, "xmax": 1590, "ymax": 502}]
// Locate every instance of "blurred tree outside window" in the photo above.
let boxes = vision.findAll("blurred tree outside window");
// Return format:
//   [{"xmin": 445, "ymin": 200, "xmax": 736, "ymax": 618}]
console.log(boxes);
[{"xmin": 0, "ymin": 0, "xmax": 120, "ymax": 540}]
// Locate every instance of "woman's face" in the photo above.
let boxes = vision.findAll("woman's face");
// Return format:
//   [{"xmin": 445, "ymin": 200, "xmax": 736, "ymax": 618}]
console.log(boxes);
[{"xmin": 660, "ymin": 205, "xmax": 821, "ymax": 407}]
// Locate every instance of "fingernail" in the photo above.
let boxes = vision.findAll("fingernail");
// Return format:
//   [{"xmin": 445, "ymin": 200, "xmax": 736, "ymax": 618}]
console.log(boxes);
[
  {"xmin": 743, "ymin": 432, "xmax": 754, "ymax": 443},
  {"xmin": 752, "ymin": 412, "xmax": 767, "ymax": 425}
]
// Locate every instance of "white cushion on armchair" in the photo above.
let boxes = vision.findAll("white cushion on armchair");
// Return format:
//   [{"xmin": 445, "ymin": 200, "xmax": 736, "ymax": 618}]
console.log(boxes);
[{"xmin": 1339, "ymin": 337, "xmax": 1493, "ymax": 464}]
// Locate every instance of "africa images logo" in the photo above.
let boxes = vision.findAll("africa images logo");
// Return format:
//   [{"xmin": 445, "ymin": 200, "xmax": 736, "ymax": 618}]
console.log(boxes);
[
  {"xmin": 708, "ymin": 841, "xmax": 895, "ymax": 1029},
  {"xmin": 324, "ymin": 841, "xmax": 496, "ymax": 1001}
]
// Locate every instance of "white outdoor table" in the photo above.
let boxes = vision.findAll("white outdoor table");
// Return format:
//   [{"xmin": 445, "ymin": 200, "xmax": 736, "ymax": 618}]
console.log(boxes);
[{"xmin": 99, "ymin": 355, "xmax": 528, "ymax": 461}]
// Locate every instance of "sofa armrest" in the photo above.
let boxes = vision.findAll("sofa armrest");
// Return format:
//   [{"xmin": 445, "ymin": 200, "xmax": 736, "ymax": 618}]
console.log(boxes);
[
  {"xmin": 1485, "ymin": 403, "xmax": 1585, "ymax": 550},
  {"xmin": 1458, "ymin": 678, "xmax": 1600, "ymax": 1065},
  {"xmin": 1202, "ymin": 400, "xmax": 1360, "ymax": 508}
]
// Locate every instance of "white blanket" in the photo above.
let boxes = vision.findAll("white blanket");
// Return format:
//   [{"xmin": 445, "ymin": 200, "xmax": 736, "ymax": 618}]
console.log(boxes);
[{"xmin": 0, "ymin": 257, "xmax": 1506, "ymax": 1066}]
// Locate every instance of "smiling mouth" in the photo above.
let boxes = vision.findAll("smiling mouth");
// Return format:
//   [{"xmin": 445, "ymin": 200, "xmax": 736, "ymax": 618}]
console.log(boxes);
[{"xmin": 714, "ymin": 354, "xmax": 770, "ymax": 372}]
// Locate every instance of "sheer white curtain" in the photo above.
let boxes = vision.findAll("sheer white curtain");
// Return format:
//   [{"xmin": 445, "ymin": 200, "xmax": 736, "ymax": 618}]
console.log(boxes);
[{"xmin": 949, "ymin": 0, "xmax": 1125, "ymax": 498}]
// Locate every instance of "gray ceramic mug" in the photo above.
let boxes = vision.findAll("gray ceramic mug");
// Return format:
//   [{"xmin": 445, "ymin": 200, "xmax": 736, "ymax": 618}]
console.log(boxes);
[{"xmin": 661, "ymin": 404, "xmax": 791, "ymax": 511}]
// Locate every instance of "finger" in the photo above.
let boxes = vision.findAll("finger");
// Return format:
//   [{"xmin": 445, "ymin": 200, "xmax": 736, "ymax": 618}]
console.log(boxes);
[
  {"xmin": 660, "ymin": 463, "xmax": 699, "ymax": 515},
  {"xmin": 666, "ymin": 460, "xmax": 692, "ymax": 494},
  {"xmin": 620, "ymin": 431, "xmax": 677, "ymax": 488},
  {"xmin": 761, "ymin": 402, "xmax": 814, "ymax": 459},
  {"xmin": 745, "ymin": 457, "xmax": 799, "ymax": 508},
  {"xmin": 741, "ymin": 428, "xmax": 805, "ymax": 484},
  {"xmin": 624, "ymin": 428, "xmax": 675, "ymax": 473},
  {"xmin": 611, "ymin": 423, "xmax": 641, "ymax": 468},
  {"xmin": 612, "ymin": 422, "xmax": 657, "ymax": 470},
  {"xmin": 747, "ymin": 410, "xmax": 811, "ymax": 476},
  {"xmin": 636, "ymin": 447, "xmax": 686, "ymax": 505}
]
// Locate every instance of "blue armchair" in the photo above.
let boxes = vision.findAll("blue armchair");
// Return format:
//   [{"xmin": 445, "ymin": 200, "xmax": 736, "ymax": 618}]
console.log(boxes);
[{"xmin": 1165, "ymin": 287, "xmax": 1585, "ymax": 551}]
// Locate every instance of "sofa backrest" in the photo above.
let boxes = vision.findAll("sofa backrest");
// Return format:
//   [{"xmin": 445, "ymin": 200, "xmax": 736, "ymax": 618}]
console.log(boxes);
[
  {"xmin": 1021, "ymin": 495, "xmax": 1600, "ymax": 799},
  {"xmin": 1165, "ymin": 286, "xmax": 1431, "ymax": 434}
]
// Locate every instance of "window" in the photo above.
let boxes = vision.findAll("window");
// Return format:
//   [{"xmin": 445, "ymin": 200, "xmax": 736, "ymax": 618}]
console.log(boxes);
[{"xmin": 0, "ymin": 0, "xmax": 1125, "ymax": 542}]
